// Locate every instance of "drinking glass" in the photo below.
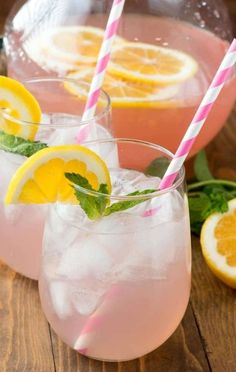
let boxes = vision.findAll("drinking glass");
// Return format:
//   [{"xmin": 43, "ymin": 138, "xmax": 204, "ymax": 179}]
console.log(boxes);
[
  {"xmin": 4, "ymin": 0, "xmax": 236, "ymax": 156},
  {"xmin": 39, "ymin": 138, "xmax": 191, "ymax": 362},
  {"xmin": 0, "ymin": 77, "xmax": 111, "ymax": 279}
]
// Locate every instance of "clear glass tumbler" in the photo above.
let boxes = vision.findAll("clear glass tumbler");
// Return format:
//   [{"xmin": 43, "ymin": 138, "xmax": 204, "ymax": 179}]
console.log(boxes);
[
  {"xmin": 39, "ymin": 138, "xmax": 191, "ymax": 362},
  {"xmin": 0, "ymin": 77, "xmax": 111, "ymax": 279}
]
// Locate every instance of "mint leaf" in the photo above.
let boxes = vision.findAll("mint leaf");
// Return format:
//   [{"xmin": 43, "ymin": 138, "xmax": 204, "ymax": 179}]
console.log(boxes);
[
  {"xmin": 65, "ymin": 171, "xmax": 157, "ymax": 220},
  {"xmin": 145, "ymin": 157, "xmax": 170, "ymax": 178},
  {"xmin": 65, "ymin": 172, "xmax": 93, "ymax": 191},
  {"xmin": 96, "ymin": 183, "xmax": 110, "ymax": 216},
  {"xmin": 188, "ymin": 192, "xmax": 211, "ymax": 226},
  {"xmin": 104, "ymin": 189, "xmax": 156, "ymax": 216},
  {"xmin": 194, "ymin": 150, "xmax": 214, "ymax": 181},
  {"xmin": 0, "ymin": 130, "xmax": 48, "ymax": 157},
  {"xmin": 187, "ymin": 179, "xmax": 236, "ymax": 235},
  {"xmin": 202, "ymin": 185, "xmax": 229, "ymax": 218},
  {"xmin": 65, "ymin": 172, "xmax": 109, "ymax": 220}
]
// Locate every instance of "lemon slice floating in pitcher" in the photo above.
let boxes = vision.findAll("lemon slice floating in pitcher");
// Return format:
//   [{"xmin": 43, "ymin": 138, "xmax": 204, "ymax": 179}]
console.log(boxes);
[
  {"xmin": 200, "ymin": 198, "xmax": 236, "ymax": 288},
  {"xmin": 0, "ymin": 76, "xmax": 41, "ymax": 140},
  {"xmin": 108, "ymin": 42, "xmax": 198, "ymax": 85},
  {"xmin": 25, "ymin": 26, "xmax": 126, "ymax": 72},
  {"xmin": 5, "ymin": 145, "xmax": 111, "ymax": 204},
  {"xmin": 65, "ymin": 68, "xmax": 178, "ymax": 108}
]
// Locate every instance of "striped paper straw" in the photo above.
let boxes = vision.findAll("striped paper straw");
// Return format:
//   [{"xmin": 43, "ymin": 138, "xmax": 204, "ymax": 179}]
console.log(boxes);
[
  {"xmin": 76, "ymin": 0, "xmax": 126, "ymax": 143},
  {"xmin": 74, "ymin": 285, "xmax": 122, "ymax": 356},
  {"xmin": 159, "ymin": 38, "xmax": 236, "ymax": 190}
]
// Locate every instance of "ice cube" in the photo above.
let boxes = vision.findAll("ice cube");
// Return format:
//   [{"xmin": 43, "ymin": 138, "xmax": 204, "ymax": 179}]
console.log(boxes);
[
  {"xmin": 50, "ymin": 281, "xmax": 73, "ymax": 319},
  {"xmin": 84, "ymin": 128, "xmax": 119, "ymax": 168},
  {"xmin": 4, "ymin": 204, "xmax": 24, "ymax": 222},
  {"xmin": 47, "ymin": 126, "xmax": 79, "ymax": 146},
  {"xmin": 0, "ymin": 150, "xmax": 25, "ymax": 198},
  {"xmin": 4, "ymin": 203, "xmax": 47, "ymax": 224},
  {"xmin": 95, "ymin": 211, "xmax": 146, "ymax": 271},
  {"xmin": 71, "ymin": 286, "xmax": 107, "ymax": 316},
  {"xmin": 85, "ymin": 124, "xmax": 112, "ymax": 142},
  {"xmin": 42, "ymin": 253, "xmax": 61, "ymax": 280},
  {"xmin": 57, "ymin": 237, "xmax": 113, "ymax": 280},
  {"xmin": 45, "ymin": 118, "xmax": 113, "ymax": 147},
  {"xmin": 55, "ymin": 203, "xmax": 88, "ymax": 228},
  {"xmin": 111, "ymin": 169, "xmax": 160, "ymax": 196},
  {"xmin": 150, "ymin": 223, "xmax": 184, "ymax": 271},
  {"xmin": 129, "ymin": 217, "xmax": 185, "ymax": 280},
  {"xmin": 43, "ymin": 205, "xmax": 81, "ymax": 257},
  {"xmin": 152, "ymin": 190, "xmax": 184, "ymax": 223}
]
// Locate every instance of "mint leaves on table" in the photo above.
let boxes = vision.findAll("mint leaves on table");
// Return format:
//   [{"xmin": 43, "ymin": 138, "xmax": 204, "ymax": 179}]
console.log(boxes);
[
  {"xmin": 193, "ymin": 149, "xmax": 214, "ymax": 181},
  {"xmin": 188, "ymin": 150, "xmax": 236, "ymax": 235},
  {"xmin": 0, "ymin": 130, "xmax": 48, "ymax": 157},
  {"xmin": 65, "ymin": 172, "xmax": 156, "ymax": 220}
]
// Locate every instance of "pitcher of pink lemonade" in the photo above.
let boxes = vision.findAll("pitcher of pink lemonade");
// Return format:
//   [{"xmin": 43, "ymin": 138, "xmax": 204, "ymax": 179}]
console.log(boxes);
[{"xmin": 4, "ymin": 0, "xmax": 236, "ymax": 157}]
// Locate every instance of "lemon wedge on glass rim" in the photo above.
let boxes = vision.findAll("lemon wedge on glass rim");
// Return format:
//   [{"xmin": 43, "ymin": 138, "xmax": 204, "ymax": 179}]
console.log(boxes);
[
  {"xmin": 0, "ymin": 76, "xmax": 41, "ymax": 140},
  {"xmin": 200, "ymin": 198, "xmax": 236, "ymax": 288},
  {"xmin": 5, "ymin": 145, "xmax": 111, "ymax": 205}
]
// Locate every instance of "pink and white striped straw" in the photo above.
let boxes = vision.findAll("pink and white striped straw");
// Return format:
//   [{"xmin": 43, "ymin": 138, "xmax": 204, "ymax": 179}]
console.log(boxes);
[
  {"xmin": 76, "ymin": 0, "xmax": 126, "ymax": 143},
  {"xmin": 159, "ymin": 38, "xmax": 236, "ymax": 190}
]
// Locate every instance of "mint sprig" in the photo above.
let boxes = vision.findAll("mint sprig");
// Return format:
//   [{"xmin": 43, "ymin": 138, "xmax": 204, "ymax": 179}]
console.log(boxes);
[
  {"xmin": 65, "ymin": 172, "xmax": 156, "ymax": 220},
  {"xmin": 0, "ymin": 130, "xmax": 48, "ymax": 157},
  {"xmin": 65, "ymin": 173, "xmax": 109, "ymax": 220},
  {"xmin": 104, "ymin": 189, "xmax": 156, "ymax": 216},
  {"xmin": 188, "ymin": 150, "xmax": 236, "ymax": 235}
]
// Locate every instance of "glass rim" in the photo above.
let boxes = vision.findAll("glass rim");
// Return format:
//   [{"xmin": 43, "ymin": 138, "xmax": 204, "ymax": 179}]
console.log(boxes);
[
  {"xmin": 1, "ymin": 76, "xmax": 111, "ymax": 128},
  {"xmin": 73, "ymin": 138, "xmax": 186, "ymax": 201}
]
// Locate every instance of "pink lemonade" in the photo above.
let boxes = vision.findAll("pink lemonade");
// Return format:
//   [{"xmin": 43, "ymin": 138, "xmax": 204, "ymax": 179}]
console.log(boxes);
[
  {"xmin": 39, "ymin": 139, "xmax": 191, "ymax": 361},
  {"xmin": 111, "ymin": 16, "xmax": 236, "ymax": 156},
  {"xmin": 40, "ymin": 260, "xmax": 190, "ymax": 361},
  {"xmin": 0, "ymin": 78, "xmax": 111, "ymax": 279},
  {"xmin": 0, "ymin": 153, "xmax": 47, "ymax": 279},
  {"xmin": 5, "ymin": 15, "xmax": 236, "ymax": 156}
]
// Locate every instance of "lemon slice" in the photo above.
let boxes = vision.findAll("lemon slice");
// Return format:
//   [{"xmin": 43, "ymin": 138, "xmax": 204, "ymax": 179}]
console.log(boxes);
[
  {"xmin": 108, "ymin": 42, "xmax": 198, "ymax": 85},
  {"xmin": 24, "ymin": 26, "xmax": 126, "ymax": 72},
  {"xmin": 65, "ymin": 69, "xmax": 178, "ymax": 108},
  {"xmin": 0, "ymin": 76, "xmax": 41, "ymax": 140},
  {"xmin": 200, "ymin": 198, "xmax": 236, "ymax": 288},
  {"xmin": 5, "ymin": 145, "xmax": 111, "ymax": 204}
]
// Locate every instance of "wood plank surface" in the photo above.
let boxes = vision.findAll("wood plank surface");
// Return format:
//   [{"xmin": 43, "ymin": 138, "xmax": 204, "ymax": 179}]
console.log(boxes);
[
  {"xmin": 0, "ymin": 1, "xmax": 236, "ymax": 371},
  {"xmin": 0, "ymin": 262, "xmax": 55, "ymax": 372},
  {"xmin": 191, "ymin": 237, "xmax": 236, "ymax": 372}
]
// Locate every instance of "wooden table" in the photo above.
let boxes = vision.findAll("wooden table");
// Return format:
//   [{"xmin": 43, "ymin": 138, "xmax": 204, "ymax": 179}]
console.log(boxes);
[{"xmin": 0, "ymin": 2, "xmax": 236, "ymax": 371}]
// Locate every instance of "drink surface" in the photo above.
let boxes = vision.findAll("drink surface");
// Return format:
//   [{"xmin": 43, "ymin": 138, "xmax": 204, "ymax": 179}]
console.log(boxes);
[
  {"xmin": 39, "ymin": 168, "xmax": 191, "ymax": 361},
  {"xmin": 5, "ymin": 15, "xmax": 236, "ymax": 155}
]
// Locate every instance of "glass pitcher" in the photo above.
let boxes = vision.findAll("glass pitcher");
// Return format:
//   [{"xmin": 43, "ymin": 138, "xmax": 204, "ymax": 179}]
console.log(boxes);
[{"xmin": 4, "ymin": 0, "xmax": 236, "ymax": 156}]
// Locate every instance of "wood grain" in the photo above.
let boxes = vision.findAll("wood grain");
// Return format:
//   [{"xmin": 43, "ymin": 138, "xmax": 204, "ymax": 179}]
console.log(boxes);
[
  {"xmin": 191, "ymin": 237, "xmax": 236, "ymax": 372},
  {"xmin": 0, "ymin": 262, "xmax": 55, "ymax": 372}
]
